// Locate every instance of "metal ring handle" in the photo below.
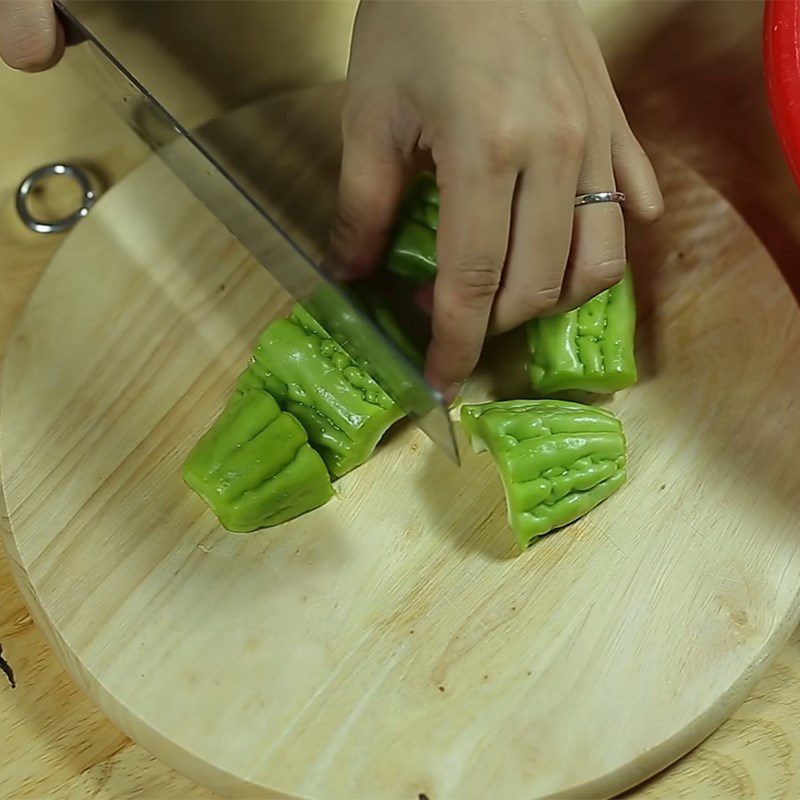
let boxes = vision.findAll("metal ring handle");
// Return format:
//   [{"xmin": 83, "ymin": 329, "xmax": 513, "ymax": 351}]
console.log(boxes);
[
  {"xmin": 16, "ymin": 163, "xmax": 97, "ymax": 234},
  {"xmin": 574, "ymin": 190, "xmax": 627, "ymax": 208}
]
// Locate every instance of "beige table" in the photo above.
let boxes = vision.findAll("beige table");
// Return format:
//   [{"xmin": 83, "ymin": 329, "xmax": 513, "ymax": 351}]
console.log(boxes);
[{"xmin": 3, "ymin": 2, "xmax": 800, "ymax": 797}]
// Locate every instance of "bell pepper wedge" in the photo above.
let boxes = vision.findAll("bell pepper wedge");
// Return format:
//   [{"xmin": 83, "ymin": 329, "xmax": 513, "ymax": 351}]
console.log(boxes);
[
  {"xmin": 384, "ymin": 172, "xmax": 439, "ymax": 284},
  {"xmin": 460, "ymin": 399, "xmax": 627, "ymax": 548},
  {"xmin": 183, "ymin": 388, "xmax": 334, "ymax": 532},
  {"xmin": 526, "ymin": 267, "xmax": 637, "ymax": 395},
  {"xmin": 238, "ymin": 304, "xmax": 404, "ymax": 477}
]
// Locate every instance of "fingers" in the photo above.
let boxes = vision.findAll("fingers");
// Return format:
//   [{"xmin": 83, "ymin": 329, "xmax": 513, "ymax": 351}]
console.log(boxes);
[
  {"xmin": 489, "ymin": 156, "xmax": 580, "ymax": 334},
  {"xmin": 419, "ymin": 125, "xmax": 657, "ymax": 397},
  {"xmin": 425, "ymin": 163, "xmax": 516, "ymax": 398},
  {"xmin": 552, "ymin": 143, "xmax": 626, "ymax": 314},
  {"xmin": 612, "ymin": 126, "xmax": 664, "ymax": 222},
  {"xmin": 328, "ymin": 109, "xmax": 408, "ymax": 280},
  {"xmin": 0, "ymin": 0, "xmax": 64, "ymax": 72}
]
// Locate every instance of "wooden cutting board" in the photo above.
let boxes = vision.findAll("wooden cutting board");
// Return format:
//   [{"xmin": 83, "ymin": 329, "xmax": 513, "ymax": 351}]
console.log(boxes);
[{"xmin": 2, "ymin": 85, "xmax": 800, "ymax": 800}]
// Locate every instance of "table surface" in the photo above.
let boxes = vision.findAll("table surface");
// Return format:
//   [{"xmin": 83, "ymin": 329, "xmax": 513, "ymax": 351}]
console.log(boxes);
[{"xmin": 3, "ymin": 2, "xmax": 800, "ymax": 798}]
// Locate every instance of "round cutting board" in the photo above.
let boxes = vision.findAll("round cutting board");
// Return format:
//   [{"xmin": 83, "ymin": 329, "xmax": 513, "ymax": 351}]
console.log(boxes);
[{"xmin": 3, "ymin": 86, "xmax": 800, "ymax": 800}]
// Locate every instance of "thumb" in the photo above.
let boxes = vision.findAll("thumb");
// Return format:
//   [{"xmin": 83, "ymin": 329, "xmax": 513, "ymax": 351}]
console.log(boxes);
[
  {"xmin": 328, "ymin": 123, "xmax": 407, "ymax": 281},
  {"xmin": 0, "ymin": 0, "xmax": 64, "ymax": 72}
]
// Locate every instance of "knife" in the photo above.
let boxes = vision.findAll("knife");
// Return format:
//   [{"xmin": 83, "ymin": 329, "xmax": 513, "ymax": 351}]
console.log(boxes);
[{"xmin": 54, "ymin": 0, "xmax": 459, "ymax": 465}]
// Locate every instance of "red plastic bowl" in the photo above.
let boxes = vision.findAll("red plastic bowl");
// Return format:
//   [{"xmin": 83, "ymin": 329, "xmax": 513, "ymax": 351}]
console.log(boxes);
[{"xmin": 765, "ymin": 0, "xmax": 800, "ymax": 188}]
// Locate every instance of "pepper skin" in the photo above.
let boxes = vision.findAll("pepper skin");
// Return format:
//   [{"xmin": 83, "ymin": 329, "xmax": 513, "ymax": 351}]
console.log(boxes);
[
  {"xmin": 238, "ymin": 304, "xmax": 404, "ymax": 477},
  {"xmin": 527, "ymin": 267, "xmax": 637, "ymax": 395},
  {"xmin": 384, "ymin": 172, "xmax": 439, "ymax": 284},
  {"xmin": 183, "ymin": 389, "xmax": 334, "ymax": 532},
  {"xmin": 460, "ymin": 399, "xmax": 627, "ymax": 548}
]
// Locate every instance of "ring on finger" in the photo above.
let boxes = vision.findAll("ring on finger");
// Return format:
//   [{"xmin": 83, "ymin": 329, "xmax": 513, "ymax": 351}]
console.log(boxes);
[{"xmin": 574, "ymin": 190, "xmax": 626, "ymax": 207}]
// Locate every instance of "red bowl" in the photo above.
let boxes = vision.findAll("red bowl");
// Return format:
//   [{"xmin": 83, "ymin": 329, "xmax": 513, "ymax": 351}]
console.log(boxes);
[{"xmin": 765, "ymin": 0, "xmax": 800, "ymax": 188}]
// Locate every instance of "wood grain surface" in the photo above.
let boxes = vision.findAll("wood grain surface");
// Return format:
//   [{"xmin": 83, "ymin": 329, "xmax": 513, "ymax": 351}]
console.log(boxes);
[
  {"xmin": 4, "ymin": 2, "xmax": 800, "ymax": 799},
  {"xmin": 3, "ymin": 75, "xmax": 800, "ymax": 799}
]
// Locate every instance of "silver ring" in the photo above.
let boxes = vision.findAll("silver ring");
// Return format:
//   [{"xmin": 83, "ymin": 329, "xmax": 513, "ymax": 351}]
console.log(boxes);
[
  {"xmin": 16, "ymin": 163, "xmax": 97, "ymax": 234},
  {"xmin": 574, "ymin": 190, "xmax": 626, "ymax": 208}
]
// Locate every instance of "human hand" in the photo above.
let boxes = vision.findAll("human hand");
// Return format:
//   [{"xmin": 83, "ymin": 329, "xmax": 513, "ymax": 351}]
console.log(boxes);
[
  {"xmin": 330, "ymin": 0, "xmax": 662, "ymax": 400},
  {"xmin": 0, "ymin": 0, "xmax": 64, "ymax": 72}
]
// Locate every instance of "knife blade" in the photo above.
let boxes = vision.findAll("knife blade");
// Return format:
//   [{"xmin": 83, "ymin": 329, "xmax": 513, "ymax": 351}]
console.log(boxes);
[{"xmin": 54, "ymin": 1, "xmax": 459, "ymax": 465}]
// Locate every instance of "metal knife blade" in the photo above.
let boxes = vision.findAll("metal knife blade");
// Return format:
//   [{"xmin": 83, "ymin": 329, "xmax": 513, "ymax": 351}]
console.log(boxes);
[{"xmin": 54, "ymin": 1, "xmax": 458, "ymax": 465}]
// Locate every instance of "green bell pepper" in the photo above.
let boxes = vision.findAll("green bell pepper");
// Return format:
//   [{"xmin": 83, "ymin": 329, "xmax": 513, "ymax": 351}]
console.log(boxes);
[
  {"xmin": 238, "ymin": 304, "xmax": 404, "ymax": 477},
  {"xmin": 384, "ymin": 172, "xmax": 439, "ymax": 284},
  {"xmin": 183, "ymin": 388, "xmax": 333, "ymax": 532},
  {"xmin": 460, "ymin": 399, "xmax": 627, "ymax": 548},
  {"xmin": 527, "ymin": 267, "xmax": 637, "ymax": 395}
]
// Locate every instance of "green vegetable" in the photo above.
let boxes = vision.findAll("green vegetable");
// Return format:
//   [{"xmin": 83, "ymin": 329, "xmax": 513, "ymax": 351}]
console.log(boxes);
[
  {"xmin": 384, "ymin": 172, "xmax": 439, "ymax": 284},
  {"xmin": 183, "ymin": 388, "xmax": 333, "ymax": 532},
  {"xmin": 347, "ymin": 280, "xmax": 427, "ymax": 368},
  {"xmin": 460, "ymin": 399, "xmax": 627, "ymax": 548},
  {"xmin": 407, "ymin": 171, "xmax": 439, "ymax": 209},
  {"xmin": 371, "ymin": 305, "xmax": 425, "ymax": 368},
  {"xmin": 238, "ymin": 304, "xmax": 404, "ymax": 477},
  {"xmin": 527, "ymin": 267, "xmax": 637, "ymax": 395}
]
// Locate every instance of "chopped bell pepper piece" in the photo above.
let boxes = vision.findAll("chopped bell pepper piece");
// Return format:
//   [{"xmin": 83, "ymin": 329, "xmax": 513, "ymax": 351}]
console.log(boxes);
[
  {"xmin": 527, "ymin": 267, "xmax": 637, "ymax": 395},
  {"xmin": 239, "ymin": 304, "xmax": 404, "ymax": 477},
  {"xmin": 460, "ymin": 399, "xmax": 627, "ymax": 548},
  {"xmin": 183, "ymin": 388, "xmax": 333, "ymax": 532},
  {"xmin": 384, "ymin": 172, "xmax": 439, "ymax": 284}
]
